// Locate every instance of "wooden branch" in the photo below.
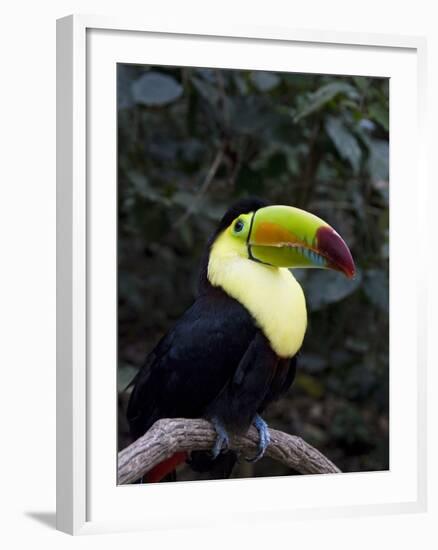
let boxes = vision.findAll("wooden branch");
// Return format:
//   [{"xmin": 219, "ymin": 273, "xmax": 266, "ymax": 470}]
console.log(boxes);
[{"xmin": 118, "ymin": 418, "xmax": 341, "ymax": 484}]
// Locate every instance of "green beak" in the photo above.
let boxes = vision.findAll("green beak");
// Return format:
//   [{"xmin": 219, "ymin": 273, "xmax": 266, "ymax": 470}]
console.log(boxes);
[{"xmin": 246, "ymin": 205, "xmax": 355, "ymax": 278}]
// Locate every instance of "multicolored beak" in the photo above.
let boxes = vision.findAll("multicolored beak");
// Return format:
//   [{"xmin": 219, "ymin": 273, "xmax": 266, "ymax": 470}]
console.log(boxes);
[{"xmin": 244, "ymin": 205, "xmax": 355, "ymax": 278}]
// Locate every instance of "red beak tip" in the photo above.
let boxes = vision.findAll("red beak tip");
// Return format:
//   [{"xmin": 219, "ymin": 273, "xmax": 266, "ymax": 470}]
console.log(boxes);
[
  {"xmin": 316, "ymin": 226, "xmax": 355, "ymax": 279},
  {"xmin": 343, "ymin": 263, "xmax": 356, "ymax": 279}
]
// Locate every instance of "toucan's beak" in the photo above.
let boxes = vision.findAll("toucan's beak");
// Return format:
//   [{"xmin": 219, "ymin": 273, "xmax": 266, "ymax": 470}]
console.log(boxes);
[{"xmin": 248, "ymin": 205, "xmax": 355, "ymax": 278}]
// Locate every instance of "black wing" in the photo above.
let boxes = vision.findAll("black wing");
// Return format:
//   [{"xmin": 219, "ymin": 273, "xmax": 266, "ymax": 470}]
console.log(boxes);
[
  {"xmin": 205, "ymin": 331, "xmax": 278, "ymax": 431},
  {"xmin": 127, "ymin": 288, "xmax": 258, "ymax": 439}
]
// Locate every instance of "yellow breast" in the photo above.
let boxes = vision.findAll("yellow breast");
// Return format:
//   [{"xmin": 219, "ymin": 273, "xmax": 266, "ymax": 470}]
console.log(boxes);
[{"xmin": 208, "ymin": 232, "xmax": 307, "ymax": 358}]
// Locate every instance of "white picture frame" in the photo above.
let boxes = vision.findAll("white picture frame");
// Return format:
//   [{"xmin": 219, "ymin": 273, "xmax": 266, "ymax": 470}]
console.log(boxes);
[{"xmin": 56, "ymin": 14, "xmax": 428, "ymax": 535}]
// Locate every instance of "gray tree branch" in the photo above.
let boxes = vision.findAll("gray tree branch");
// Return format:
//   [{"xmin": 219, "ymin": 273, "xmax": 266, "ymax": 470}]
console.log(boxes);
[{"xmin": 118, "ymin": 418, "xmax": 341, "ymax": 484}]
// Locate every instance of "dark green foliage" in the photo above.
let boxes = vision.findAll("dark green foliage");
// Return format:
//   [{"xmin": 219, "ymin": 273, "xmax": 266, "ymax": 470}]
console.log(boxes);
[{"xmin": 117, "ymin": 64, "xmax": 389, "ymax": 477}]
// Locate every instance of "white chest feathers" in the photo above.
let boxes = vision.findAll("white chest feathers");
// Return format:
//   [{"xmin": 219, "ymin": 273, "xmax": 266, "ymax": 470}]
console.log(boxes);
[{"xmin": 208, "ymin": 250, "xmax": 307, "ymax": 358}]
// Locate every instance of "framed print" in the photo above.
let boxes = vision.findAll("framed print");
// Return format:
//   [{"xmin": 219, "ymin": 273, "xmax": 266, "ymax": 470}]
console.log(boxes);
[{"xmin": 56, "ymin": 15, "xmax": 427, "ymax": 535}]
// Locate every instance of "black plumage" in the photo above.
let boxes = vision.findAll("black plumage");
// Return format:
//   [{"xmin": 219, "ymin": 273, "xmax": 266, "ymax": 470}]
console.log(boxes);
[
  {"xmin": 128, "ymin": 286, "xmax": 296, "ymax": 439},
  {"xmin": 127, "ymin": 198, "xmax": 297, "ymax": 480}
]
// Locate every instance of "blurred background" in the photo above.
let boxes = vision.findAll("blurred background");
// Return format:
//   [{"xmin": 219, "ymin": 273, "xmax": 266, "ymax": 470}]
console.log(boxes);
[{"xmin": 117, "ymin": 64, "xmax": 389, "ymax": 478}]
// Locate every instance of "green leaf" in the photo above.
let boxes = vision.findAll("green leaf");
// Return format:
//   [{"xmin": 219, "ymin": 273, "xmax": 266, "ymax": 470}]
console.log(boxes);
[
  {"xmin": 294, "ymin": 82, "xmax": 359, "ymax": 121},
  {"xmin": 233, "ymin": 72, "xmax": 249, "ymax": 95},
  {"xmin": 250, "ymin": 71, "xmax": 280, "ymax": 92},
  {"xmin": 368, "ymin": 102, "xmax": 389, "ymax": 131},
  {"xmin": 117, "ymin": 363, "xmax": 138, "ymax": 392},
  {"xmin": 190, "ymin": 75, "xmax": 220, "ymax": 105},
  {"xmin": 367, "ymin": 138, "xmax": 389, "ymax": 183},
  {"xmin": 127, "ymin": 172, "xmax": 166, "ymax": 204},
  {"xmin": 132, "ymin": 71, "xmax": 183, "ymax": 106},
  {"xmin": 352, "ymin": 76, "xmax": 370, "ymax": 93},
  {"xmin": 325, "ymin": 116, "xmax": 362, "ymax": 173},
  {"xmin": 303, "ymin": 269, "xmax": 362, "ymax": 311}
]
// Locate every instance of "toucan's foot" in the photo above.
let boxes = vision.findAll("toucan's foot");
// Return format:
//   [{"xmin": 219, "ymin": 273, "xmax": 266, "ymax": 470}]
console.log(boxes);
[
  {"xmin": 246, "ymin": 414, "xmax": 271, "ymax": 463},
  {"xmin": 211, "ymin": 417, "xmax": 230, "ymax": 460}
]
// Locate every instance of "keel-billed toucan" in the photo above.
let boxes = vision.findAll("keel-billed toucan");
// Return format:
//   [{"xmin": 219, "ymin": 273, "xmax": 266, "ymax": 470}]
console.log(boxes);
[{"xmin": 127, "ymin": 198, "xmax": 355, "ymax": 482}]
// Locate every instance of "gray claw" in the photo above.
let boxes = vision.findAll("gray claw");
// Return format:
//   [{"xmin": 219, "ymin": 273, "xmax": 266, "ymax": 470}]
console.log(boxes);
[
  {"xmin": 246, "ymin": 414, "xmax": 270, "ymax": 463},
  {"xmin": 211, "ymin": 417, "xmax": 230, "ymax": 459}
]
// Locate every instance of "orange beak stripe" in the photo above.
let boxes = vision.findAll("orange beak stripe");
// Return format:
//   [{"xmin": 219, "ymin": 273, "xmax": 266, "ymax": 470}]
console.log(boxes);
[{"xmin": 253, "ymin": 221, "xmax": 304, "ymax": 247}]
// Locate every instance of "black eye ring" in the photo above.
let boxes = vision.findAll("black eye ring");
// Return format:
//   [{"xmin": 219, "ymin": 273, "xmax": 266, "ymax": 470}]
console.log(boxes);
[{"xmin": 234, "ymin": 219, "xmax": 244, "ymax": 233}]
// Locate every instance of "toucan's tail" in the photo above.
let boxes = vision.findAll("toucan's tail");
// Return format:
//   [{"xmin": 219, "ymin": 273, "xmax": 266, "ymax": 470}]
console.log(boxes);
[
  {"xmin": 146, "ymin": 452, "xmax": 188, "ymax": 483},
  {"xmin": 143, "ymin": 450, "xmax": 237, "ymax": 483},
  {"xmin": 189, "ymin": 450, "xmax": 237, "ymax": 479}
]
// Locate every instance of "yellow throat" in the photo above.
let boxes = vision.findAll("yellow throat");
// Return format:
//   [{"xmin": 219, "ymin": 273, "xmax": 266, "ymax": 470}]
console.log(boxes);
[{"xmin": 207, "ymin": 229, "xmax": 307, "ymax": 358}]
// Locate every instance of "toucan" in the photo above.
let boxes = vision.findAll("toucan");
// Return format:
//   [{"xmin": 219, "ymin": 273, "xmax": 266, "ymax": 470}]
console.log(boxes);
[{"xmin": 127, "ymin": 197, "xmax": 355, "ymax": 482}]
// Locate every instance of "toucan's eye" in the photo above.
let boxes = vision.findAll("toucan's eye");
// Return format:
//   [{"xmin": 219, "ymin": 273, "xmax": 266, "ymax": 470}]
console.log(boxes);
[{"xmin": 234, "ymin": 219, "xmax": 244, "ymax": 233}]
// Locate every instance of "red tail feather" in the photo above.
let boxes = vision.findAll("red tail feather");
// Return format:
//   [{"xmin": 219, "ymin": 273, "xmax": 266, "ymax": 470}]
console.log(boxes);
[{"xmin": 146, "ymin": 452, "xmax": 188, "ymax": 483}]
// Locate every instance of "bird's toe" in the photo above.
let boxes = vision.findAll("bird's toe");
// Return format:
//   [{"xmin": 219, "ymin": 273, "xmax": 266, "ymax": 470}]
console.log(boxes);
[{"xmin": 245, "ymin": 414, "xmax": 271, "ymax": 463}]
